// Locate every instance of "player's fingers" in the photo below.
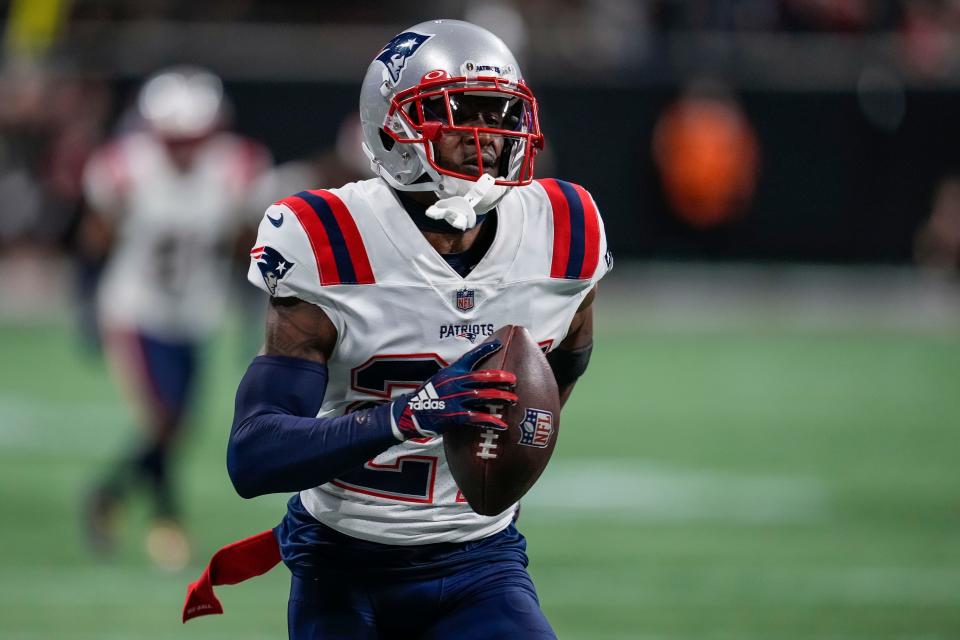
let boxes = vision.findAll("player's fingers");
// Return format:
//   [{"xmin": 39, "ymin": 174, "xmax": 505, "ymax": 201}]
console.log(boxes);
[
  {"xmin": 457, "ymin": 340, "xmax": 502, "ymax": 370},
  {"xmin": 465, "ymin": 388, "xmax": 518, "ymax": 405},
  {"xmin": 464, "ymin": 412, "xmax": 509, "ymax": 431},
  {"xmin": 470, "ymin": 369, "xmax": 516, "ymax": 385},
  {"xmin": 448, "ymin": 388, "xmax": 518, "ymax": 408},
  {"xmin": 439, "ymin": 370, "xmax": 516, "ymax": 389}
]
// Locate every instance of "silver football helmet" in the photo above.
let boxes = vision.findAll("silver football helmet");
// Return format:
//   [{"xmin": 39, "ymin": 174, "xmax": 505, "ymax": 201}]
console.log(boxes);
[
  {"xmin": 138, "ymin": 66, "xmax": 224, "ymax": 140},
  {"xmin": 359, "ymin": 19, "xmax": 543, "ymax": 213}
]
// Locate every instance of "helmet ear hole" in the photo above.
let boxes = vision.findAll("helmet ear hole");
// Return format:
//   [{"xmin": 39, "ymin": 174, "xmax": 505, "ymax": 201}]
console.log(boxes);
[{"xmin": 378, "ymin": 128, "xmax": 396, "ymax": 152}]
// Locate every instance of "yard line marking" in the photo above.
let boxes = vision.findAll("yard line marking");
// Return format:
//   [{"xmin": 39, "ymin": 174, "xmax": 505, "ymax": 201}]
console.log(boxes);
[
  {"xmin": 0, "ymin": 394, "xmax": 127, "ymax": 455},
  {"xmin": 522, "ymin": 459, "xmax": 829, "ymax": 523}
]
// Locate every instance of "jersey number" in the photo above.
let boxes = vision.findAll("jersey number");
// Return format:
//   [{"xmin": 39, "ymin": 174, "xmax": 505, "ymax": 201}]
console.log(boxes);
[
  {"xmin": 332, "ymin": 355, "xmax": 449, "ymax": 503},
  {"xmin": 154, "ymin": 232, "xmax": 204, "ymax": 294}
]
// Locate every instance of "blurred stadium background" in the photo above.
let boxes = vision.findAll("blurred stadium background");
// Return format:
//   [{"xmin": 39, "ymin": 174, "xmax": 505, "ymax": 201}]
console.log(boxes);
[{"xmin": 2, "ymin": 0, "xmax": 960, "ymax": 638}]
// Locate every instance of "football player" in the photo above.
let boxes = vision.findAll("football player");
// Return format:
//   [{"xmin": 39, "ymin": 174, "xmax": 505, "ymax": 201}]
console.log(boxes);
[
  {"xmin": 189, "ymin": 20, "xmax": 609, "ymax": 638},
  {"xmin": 81, "ymin": 66, "xmax": 269, "ymax": 569}
]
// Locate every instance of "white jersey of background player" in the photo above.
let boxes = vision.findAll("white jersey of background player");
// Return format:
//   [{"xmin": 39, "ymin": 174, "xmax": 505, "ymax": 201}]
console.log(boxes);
[{"xmin": 84, "ymin": 68, "xmax": 268, "ymax": 341}]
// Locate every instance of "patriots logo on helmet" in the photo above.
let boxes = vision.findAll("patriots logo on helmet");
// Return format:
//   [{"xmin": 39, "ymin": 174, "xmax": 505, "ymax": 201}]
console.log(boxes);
[
  {"xmin": 251, "ymin": 246, "xmax": 294, "ymax": 295},
  {"xmin": 376, "ymin": 32, "xmax": 432, "ymax": 84}
]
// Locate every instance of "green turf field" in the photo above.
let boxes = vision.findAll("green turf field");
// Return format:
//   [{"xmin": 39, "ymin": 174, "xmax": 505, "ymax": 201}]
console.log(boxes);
[{"xmin": 1, "ymin": 313, "xmax": 959, "ymax": 639}]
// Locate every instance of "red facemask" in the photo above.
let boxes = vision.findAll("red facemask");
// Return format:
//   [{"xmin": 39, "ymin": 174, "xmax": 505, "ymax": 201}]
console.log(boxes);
[{"xmin": 383, "ymin": 71, "xmax": 545, "ymax": 186}]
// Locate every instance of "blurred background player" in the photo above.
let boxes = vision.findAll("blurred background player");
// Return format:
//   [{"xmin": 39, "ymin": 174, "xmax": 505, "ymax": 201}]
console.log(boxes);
[{"xmin": 80, "ymin": 66, "xmax": 270, "ymax": 570}]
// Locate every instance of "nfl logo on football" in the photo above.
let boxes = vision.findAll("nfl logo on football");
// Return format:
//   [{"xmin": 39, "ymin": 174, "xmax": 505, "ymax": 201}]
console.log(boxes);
[
  {"xmin": 519, "ymin": 408, "xmax": 553, "ymax": 448},
  {"xmin": 455, "ymin": 288, "xmax": 475, "ymax": 311}
]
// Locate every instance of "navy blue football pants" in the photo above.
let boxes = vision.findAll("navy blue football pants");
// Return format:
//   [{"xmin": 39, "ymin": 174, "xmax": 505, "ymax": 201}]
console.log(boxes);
[
  {"xmin": 101, "ymin": 329, "xmax": 198, "ymax": 517},
  {"xmin": 287, "ymin": 558, "xmax": 557, "ymax": 639}
]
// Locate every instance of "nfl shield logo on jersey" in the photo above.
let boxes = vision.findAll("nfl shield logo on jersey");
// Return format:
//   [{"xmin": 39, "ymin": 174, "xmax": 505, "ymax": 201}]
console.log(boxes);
[
  {"xmin": 455, "ymin": 288, "xmax": 475, "ymax": 311},
  {"xmin": 251, "ymin": 245, "xmax": 294, "ymax": 296},
  {"xmin": 519, "ymin": 408, "xmax": 554, "ymax": 448}
]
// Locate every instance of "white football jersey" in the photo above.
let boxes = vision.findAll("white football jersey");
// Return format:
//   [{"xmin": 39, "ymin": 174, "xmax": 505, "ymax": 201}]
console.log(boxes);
[
  {"xmin": 84, "ymin": 131, "xmax": 268, "ymax": 340},
  {"xmin": 247, "ymin": 177, "xmax": 610, "ymax": 545}
]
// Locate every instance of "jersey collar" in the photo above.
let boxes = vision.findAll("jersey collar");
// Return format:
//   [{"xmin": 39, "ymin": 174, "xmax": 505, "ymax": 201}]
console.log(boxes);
[
  {"xmin": 393, "ymin": 189, "xmax": 489, "ymax": 235},
  {"xmin": 366, "ymin": 179, "xmax": 523, "ymax": 286}
]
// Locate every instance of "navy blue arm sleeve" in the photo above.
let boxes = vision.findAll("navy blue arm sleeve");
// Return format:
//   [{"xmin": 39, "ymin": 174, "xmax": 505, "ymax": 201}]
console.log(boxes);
[{"xmin": 227, "ymin": 355, "xmax": 399, "ymax": 499}]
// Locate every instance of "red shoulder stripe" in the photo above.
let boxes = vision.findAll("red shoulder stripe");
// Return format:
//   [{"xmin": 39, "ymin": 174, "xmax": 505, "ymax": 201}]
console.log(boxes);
[
  {"xmin": 538, "ymin": 179, "xmax": 572, "ymax": 279},
  {"xmin": 277, "ymin": 195, "xmax": 341, "ymax": 286},
  {"xmin": 306, "ymin": 190, "xmax": 375, "ymax": 285},
  {"xmin": 571, "ymin": 182, "xmax": 601, "ymax": 280},
  {"xmin": 538, "ymin": 178, "xmax": 602, "ymax": 280},
  {"xmin": 275, "ymin": 190, "xmax": 375, "ymax": 286}
]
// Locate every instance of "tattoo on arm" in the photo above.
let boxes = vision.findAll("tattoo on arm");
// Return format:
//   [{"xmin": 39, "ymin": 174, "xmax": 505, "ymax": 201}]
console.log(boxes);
[{"xmin": 262, "ymin": 297, "xmax": 338, "ymax": 363}]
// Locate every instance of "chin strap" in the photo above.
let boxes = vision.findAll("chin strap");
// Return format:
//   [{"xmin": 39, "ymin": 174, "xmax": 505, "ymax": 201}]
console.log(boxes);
[{"xmin": 425, "ymin": 174, "xmax": 496, "ymax": 231}]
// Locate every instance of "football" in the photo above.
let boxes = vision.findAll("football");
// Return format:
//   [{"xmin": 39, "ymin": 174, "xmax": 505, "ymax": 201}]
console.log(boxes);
[{"xmin": 444, "ymin": 325, "xmax": 561, "ymax": 516}]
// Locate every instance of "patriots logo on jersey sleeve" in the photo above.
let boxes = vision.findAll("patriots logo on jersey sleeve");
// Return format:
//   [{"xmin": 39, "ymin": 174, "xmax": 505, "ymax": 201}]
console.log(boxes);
[
  {"xmin": 375, "ymin": 32, "xmax": 432, "ymax": 84},
  {"xmin": 251, "ymin": 246, "xmax": 294, "ymax": 295}
]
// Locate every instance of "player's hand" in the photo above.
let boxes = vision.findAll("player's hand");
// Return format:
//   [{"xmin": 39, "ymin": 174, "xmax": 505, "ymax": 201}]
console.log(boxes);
[{"xmin": 391, "ymin": 340, "xmax": 518, "ymax": 440}]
